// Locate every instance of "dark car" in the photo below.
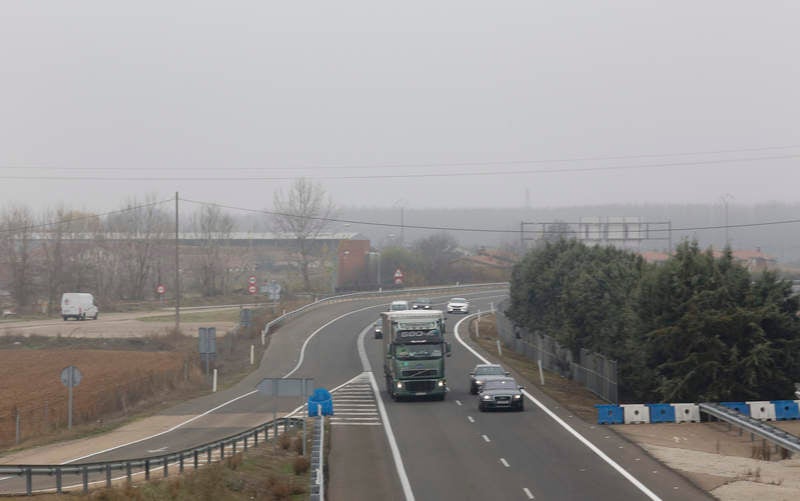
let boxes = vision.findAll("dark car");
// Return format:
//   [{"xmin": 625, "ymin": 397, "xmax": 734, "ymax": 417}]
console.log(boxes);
[
  {"xmin": 411, "ymin": 298, "xmax": 432, "ymax": 309},
  {"xmin": 478, "ymin": 377, "xmax": 525, "ymax": 412},
  {"xmin": 374, "ymin": 320, "xmax": 383, "ymax": 339},
  {"xmin": 468, "ymin": 363, "xmax": 510, "ymax": 394}
]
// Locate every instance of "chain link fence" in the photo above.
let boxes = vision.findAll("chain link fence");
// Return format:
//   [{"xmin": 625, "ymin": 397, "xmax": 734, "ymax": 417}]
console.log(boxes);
[{"xmin": 495, "ymin": 300, "xmax": 618, "ymax": 403}]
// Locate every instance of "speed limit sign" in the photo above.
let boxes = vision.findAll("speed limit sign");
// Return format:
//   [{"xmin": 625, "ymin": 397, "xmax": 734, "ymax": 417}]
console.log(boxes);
[
  {"xmin": 156, "ymin": 284, "xmax": 166, "ymax": 295},
  {"xmin": 248, "ymin": 285, "xmax": 257, "ymax": 294},
  {"xmin": 248, "ymin": 275, "xmax": 256, "ymax": 285}
]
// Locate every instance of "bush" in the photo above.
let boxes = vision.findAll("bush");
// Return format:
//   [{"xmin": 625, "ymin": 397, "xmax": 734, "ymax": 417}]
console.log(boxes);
[{"xmin": 293, "ymin": 455, "xmax": 310, "ymax": 475}]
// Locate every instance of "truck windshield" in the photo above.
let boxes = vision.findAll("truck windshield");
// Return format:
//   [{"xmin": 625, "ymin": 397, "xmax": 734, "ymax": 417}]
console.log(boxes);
[{"xmin": 394, "ymin": 344, "xmax": 443, "ymax": 360}]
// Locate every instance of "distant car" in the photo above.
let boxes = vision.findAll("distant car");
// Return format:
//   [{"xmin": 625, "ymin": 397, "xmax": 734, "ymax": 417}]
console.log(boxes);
[
  {"xmin": 469, "ymin": 364, "xmax": 511, "ymax": 394},
  {"xmin": 446, "ymin": 297, "xmax": 469, "ymax": 314},
  {"xmin": 374, "ymin": 320, "xmax": 383, "ymax": 339},
  {"xmin": 2, "ymin": 309, "xmax": 17, "ymax": 319},
  {"xmin": 411, "ymin": 298, "xmax": 432, "ymax": 310},
  {"xmin": 478, "ymin": 378, "xmax": 525, "ymax": 412},
  {"xmin": 389, "ymin": 300, "xmax": 410, "ymax": 311}
]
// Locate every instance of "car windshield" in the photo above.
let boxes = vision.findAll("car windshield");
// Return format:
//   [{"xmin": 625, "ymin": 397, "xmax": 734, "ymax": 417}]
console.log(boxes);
[
  {"xmin": 390, "ymin": 302, "xmax": 408, "ymax": 311},
  {"xmin": 394, "ymin": 344, "xmax": 443, "ymax": 360},
  {"xmin": 451, "ymin": 298, "xmax": 466, "ymax": 303},
  {"xmin": 475, "ymin": 366, "xmax": 505, "ymax": 376},
  {"xmin": 415, "ymin": 299, "xmax": 430, "ymax": 305},
  {"xmin": 483, "ymin": 380, "xmax": 516, "ymax": 391}
]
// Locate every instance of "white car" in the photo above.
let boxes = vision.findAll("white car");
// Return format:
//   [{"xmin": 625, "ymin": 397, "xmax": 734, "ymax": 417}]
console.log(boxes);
[{"xmin": 446, "ymin": 297, "xmax": 469, "ymax": 314}]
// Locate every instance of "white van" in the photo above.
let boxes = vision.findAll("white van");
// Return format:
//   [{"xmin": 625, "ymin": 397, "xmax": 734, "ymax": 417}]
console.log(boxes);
[{"xmin": 61, "ymin": 293, "xmax": 99, "ymax": 321}]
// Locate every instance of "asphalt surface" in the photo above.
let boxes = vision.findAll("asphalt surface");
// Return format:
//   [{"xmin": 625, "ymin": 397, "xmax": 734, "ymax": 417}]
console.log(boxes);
[{"xmin": 1, "ymin": 289, "xmax": 712, "ymax": 500}]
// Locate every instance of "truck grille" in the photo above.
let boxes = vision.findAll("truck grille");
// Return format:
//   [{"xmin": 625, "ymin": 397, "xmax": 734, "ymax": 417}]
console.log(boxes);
[
  {"xmin": 401, "ymin": 369, "xmax": 438, "ymax": 378},
  {"xmin": 404, "ymin": 380, "xmax": 436, "ymax": 392}
]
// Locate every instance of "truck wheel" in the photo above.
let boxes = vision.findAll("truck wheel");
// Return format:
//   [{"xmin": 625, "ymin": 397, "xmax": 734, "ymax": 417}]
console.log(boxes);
[{"xmin": 93, "ymin": 312, "xmax": 99, "ymax": 320}]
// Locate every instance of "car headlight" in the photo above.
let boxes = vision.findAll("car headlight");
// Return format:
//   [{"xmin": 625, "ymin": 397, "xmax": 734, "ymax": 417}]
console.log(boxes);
[
  {"xmin": 513, "ymin": 395, "xmax": 522, "ymax": 399},
  {"xmin": 437, "ymin": 380, "xmax": 445, "ymax": 387},
  {"xmin": 482, "ymin": 395, "xmax": 492, "ymax": 400},
  {"xmin": 396, "ymin": 382, "xmax": 403, "ymax": 389},
  {"xmin": 475, "ymin": 380, "xmax": 483, "ymax": 385}
]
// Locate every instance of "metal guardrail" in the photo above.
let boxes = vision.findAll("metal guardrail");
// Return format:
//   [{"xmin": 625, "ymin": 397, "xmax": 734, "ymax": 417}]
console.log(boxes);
[
  {"xmin": 699, "ymin": 402, "xmax": 800, "ymax": 455},
  {"xmin": 0, "ymin": 416, "xmax": 305, "ymax": 496},
  {"xmin": 260, "ymin": 282, "xmax": 509, "ymax": 344},
  {"xmin": 309, "ymin": 415, "xmax": 325, "ymax": 501}
]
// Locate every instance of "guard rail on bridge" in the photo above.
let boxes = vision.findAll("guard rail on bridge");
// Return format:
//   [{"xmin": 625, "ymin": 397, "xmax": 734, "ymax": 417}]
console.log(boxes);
[
  {"xmin": 699, "ymin": 402, "xmax": 800, "ymax": 456},
  {"xmin": 0, "ymin": 416, "xmax": 305, "ymax": 496}
]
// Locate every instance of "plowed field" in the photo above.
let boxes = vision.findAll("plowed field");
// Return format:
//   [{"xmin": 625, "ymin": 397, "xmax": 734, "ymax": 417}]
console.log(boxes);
[{"xmin": 0, "ymin": 350, "xmax": 193, "ymax": 446}]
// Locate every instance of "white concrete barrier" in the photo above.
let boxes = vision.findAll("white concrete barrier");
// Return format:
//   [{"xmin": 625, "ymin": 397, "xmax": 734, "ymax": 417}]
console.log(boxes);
[
  {"xmin": 621, "ymin": 404, "xmax": 650, "ymax": 424},
  {"xmin": 747, "ymin": 401, "xmax": 776, "ymax": 421},
  {"xmin": 671, "ymin": 403, "xmax": 700, "ymax": 423}
]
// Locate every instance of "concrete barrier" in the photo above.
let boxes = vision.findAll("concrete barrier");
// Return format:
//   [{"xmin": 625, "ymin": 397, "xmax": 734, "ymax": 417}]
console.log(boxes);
[
  {"xmin": 720, "ymin": 401, "xmax": 750, "ymax": 416},
  {"xmin": 746, "ymin": 401, "xmax": 776, "ymax": 421},
  {"xmin": 772, "ymin": 400, "xmax": 800, "ymax": 420},
  {"xmin": 621, "ymin": 404, "xmax": 649, "ymax": 424},
  {"xmin": 595, "ymin": 404, "xmax": 623, "ymax": 424},
  {"xmin": 646, "ymin": 403, "xmax": 675, "ymax": 423},
  {"xmin": 672, "ymin": 403, "xmax": 700, "ymax": 423}
]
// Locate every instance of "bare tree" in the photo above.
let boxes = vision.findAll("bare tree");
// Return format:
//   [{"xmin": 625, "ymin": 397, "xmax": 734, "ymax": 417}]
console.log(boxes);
[
  {"xmin": 271, "ymin": 178, "xmax": 335, "ymax": 291},
  {"xmin": 0, "ymin": 205, "xmax": 37, "ymax": 312},
  {"xmin": 106, "ymin": 196, "xmax": 171, "ymax": 300},
  {"xmin": 191, "ymin": 204, "xmax": 235, "ymax": 296}
]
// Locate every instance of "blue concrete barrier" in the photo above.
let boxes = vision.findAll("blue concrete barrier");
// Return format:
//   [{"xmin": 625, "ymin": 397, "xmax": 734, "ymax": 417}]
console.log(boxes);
[
  {"xmin": 720, "ymin": 402, "xmax": 750, "ymax": 416},
  {"xmin": 646, "ymin": 403, "xmax": 676, "ymax": 423},
  {"xmin": 595, "ymin": 404, "xmax": 623, "ymax": 424},
  {"xmin": 772, "ymin": 400, "xmax": 800, "ymax": 420},
  {"xmin": 308, "ymin": 388, "xmax": 334, "ymax": 417}
]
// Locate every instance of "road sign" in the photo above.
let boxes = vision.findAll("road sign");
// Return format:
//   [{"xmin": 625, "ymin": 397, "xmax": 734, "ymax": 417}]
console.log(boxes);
[
  {"xmin": 60, "ymin": 366, "xmax": 82, "ymax": 387},
  {"xmin": 248, "ymin": 284, "xmax": 257, "ymax": 294},
  {"xmin": 248, "ymin": 275, "xmax": 257, "ymax": 285},
  {"xmin": 394, "ymin": 268, "xmax": 404, "ymax": 285},
  {"xmin": 156, "ymin": 284, "xmax": 166, "ymax": 295},
  {"xmin": 267, "ymin": 280, "xmax": 282, "ymax": 301}
]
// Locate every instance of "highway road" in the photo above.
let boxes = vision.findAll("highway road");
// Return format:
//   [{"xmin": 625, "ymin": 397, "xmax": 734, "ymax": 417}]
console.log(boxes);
[{"xmin": 1, "ymin": 288, "xmax": 711, "ymax": 499}]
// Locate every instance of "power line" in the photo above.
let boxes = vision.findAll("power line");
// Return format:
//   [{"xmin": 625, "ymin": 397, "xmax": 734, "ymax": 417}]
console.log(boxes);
[
  {"xmin": 0, "ymin": 198, "xmax": 173, "ymax": 235},
  {"xmin": 0, "ymin": 153, "xmax": 798, "ymax": 181},
  {"xmin": 181, "ymin": 197, "xmax": 800, "ymax": 235},
  {"xmin": 2, "ymin": 143, "xmax": 799, "ymax": 172}
]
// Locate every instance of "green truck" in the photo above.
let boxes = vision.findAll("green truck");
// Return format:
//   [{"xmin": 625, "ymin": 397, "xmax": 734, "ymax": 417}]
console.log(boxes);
[{"xmin": 381, "ymin": 309, "xmax": 451, "ymax": 400}]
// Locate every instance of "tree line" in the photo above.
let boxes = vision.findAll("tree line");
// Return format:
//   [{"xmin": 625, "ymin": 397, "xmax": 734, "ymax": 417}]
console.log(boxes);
[{"xmin": 507, "ymin": 239, "xmax": 800, "ymax": 403}]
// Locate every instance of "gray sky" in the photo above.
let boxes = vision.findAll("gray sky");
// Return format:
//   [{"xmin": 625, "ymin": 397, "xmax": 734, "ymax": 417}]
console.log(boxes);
[{"xmin": 2, "ymin": 1, "xmax": 799, "ymax": 214}]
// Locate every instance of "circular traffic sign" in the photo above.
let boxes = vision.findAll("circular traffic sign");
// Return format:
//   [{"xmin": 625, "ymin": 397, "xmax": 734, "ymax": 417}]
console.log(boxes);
[
  {"xmin": 248, "ymin": 275, "xmax": 257, "ymax": 285},
  {"xmin": 156, "ymin": 284, "xmax": 166, "ymax": 295},
  {"xmin": 248, "ymin": 284, "xmax": 257, "ymax": 294}
]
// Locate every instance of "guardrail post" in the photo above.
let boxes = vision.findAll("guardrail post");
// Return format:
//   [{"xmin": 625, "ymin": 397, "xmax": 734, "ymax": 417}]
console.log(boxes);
[
  {"xmin": 206, "ymin": 446, "xmax": 212, "ymax": 464},
  {"xmin": 232, "ymin": 439, "xmax": 237, "ymax": 455},
  {"xmin": 145, "ymin": 459, "xmax": 150, "ymax": 480},
  {"xmin": 220, "ymin": 442, "xmax": 225, "ymax": 460},
  {"xmin": 106, "ymin": 464, "xmax": 112, "ymax": 487},
  {"xmin": 244, "ymin": 435, "xmax": 248, "ymax": 451},
  {"xmin": 126, "ymin": 462, "xmax": 132, "ymax": 482},
  {"xmin": 193, "ymin": 450, "xmax": 199, "ymax": 469},
  {"xmin": 163, "ymin": 456, "xmax": 169, "ymax": 477},
  {"xmin": 25, "ymin": 467, "xmax": 32, "ymax": 496},
  {"xmin": 55, "ymin": 468, "xmax": 62, "ymax": 493},
  {"xmin": 179, "ymin": 453, "xmax": 184, "ymax": 473},
  {"xmin": 254, "ymin": 429, "xmax": 258, "ymax": 446},
  {"xmin": 82, "ymin": 467, "xmax": 89, "ymax": 494}
]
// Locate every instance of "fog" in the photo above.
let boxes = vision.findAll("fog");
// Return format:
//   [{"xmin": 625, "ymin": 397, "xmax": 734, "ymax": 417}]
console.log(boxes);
[{"xmin": 1, "ymin": 1, "xmax": 799, "ymax": 213}]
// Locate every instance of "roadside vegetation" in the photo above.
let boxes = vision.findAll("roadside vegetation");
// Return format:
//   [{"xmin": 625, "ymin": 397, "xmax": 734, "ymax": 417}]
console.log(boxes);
[{"xmin": 506, "ymin": 239, "xmax": 800, "ymax": 403}]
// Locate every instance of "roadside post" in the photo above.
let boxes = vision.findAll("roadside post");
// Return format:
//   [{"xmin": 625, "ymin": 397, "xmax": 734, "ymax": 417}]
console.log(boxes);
[{"xmin": 60, "ymin": 365, "xmax": 83, "ymax": 430}]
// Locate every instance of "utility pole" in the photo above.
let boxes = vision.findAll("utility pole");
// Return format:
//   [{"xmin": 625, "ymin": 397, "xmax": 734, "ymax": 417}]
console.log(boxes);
[{"xmin": 175, "ymin": 192, "xmax": 180, "ymax": 332}]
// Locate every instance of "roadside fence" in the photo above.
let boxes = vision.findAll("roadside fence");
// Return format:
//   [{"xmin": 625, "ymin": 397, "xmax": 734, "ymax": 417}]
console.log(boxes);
[{"xmin": 494, "ymin": 300, "xmax": 618, "ymax": 404}]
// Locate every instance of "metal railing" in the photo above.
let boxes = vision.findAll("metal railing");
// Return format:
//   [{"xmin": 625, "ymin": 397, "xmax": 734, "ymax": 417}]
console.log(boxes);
[
  {"xmin": 0, "ymin": 416, "xmax": 304, "ymax": 496},
  {"xmin": 261, "ymin": 282, "xmax": 509, "ymax": 344},
  {"xmin": 309, "ymin": 415, "xmax": 325, "ymax": 500},
  {"xmin": 699, "ymin": 402, "xmax": 800, "ymax": 456}
]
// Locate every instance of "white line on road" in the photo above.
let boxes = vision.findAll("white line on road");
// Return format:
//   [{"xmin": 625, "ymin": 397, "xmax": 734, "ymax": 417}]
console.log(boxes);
[
  {"xmin": 523, "ymin": 487, "xmax": 535, "ymax": 499},
  {"xmin": 482, "ymin": 434, "xmax": 491, "ymax": 443},
  {"xmin": 456, "ymin": 400, "xmax": 462, "ymax": 406},
  {"xmin": 500, "ymin": 458, "xmax": 510, "ymax": 467},
  {"xmin": 358, "ymin": 324, "xmax": 416, "ymax": 501},
  {"xmin": 453, "ymin": 314, "xmax": 662, "ymax": 501},
  {"xmin": 467, "ymin": 416, "xmax": 475, "ymax": 423}
]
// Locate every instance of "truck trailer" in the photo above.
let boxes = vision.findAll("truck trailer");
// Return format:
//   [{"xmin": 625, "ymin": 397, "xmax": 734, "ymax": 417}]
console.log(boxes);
[{"xmin": 381, "ymin": 309, "xmax": 451, "ymax": 400}]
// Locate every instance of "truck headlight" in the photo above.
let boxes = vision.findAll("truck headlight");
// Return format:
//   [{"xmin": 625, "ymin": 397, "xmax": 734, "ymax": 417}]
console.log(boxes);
[
  {"xmin": 396, "ymin": 382, "xmax": 403, "ymax": 389},
  {"xmin": 437, "ymin": 380, "xmax": 445, "ymax": 387},
  {"xmin": 475, "ymin": 380, "xmax": 483, "ymax": 385}
]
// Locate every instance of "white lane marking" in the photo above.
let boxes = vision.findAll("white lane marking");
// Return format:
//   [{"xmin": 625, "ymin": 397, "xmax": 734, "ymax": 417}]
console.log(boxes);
[
  {"xmin": 285, "ymin": 302, "xmax": 384, "ymax": 378},
  {"xmin": 524, "ymin": 487, "xmax": 535, "ymax": 499},
  {"xmin": 456, "ymin": 400, "xmax": 462, "ymax": 406},
  {"xmin": 147, "ymin": 447, "xmax": 168, "ymax": 453},
  {"xmin": 467, "ymin": 416, "xmax": 475, "ymax": 423},
  {"xmin": 453, "ymin": 314, "xmax": 662, "ymax": 501},
  {"xmin": 482, "ymin": 434, "xmax": 491, "ymax": 443},
  {"xmin": 358, "ymin": 324, "xmax": 416, "ymax": 501},
  {"xmin": 500, "ymin": 457, "xmax": 510, "ymax": 467}
]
